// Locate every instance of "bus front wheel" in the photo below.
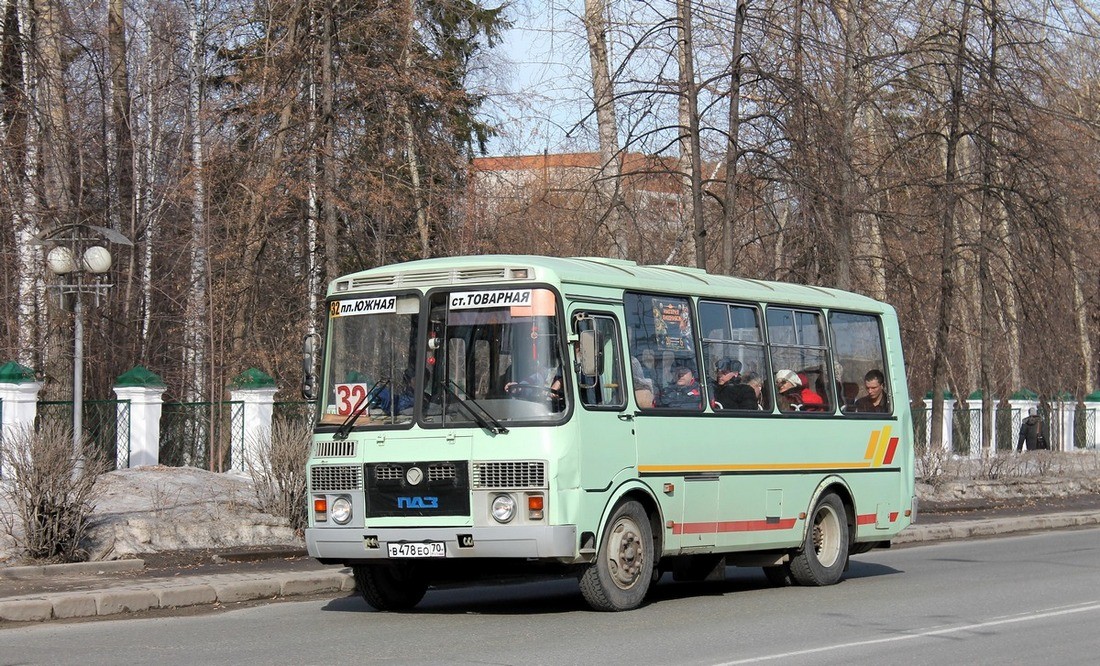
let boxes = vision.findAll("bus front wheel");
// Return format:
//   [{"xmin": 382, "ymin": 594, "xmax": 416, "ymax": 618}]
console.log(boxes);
[
  {"xmin": 352, "ymin": 563, "xmax": 429, "ymax": 611},
  {"xmin": 579, "ymin": 500, "xmax": 654, "ymax": 611},
  {"xmin": 789, "ymin": 492, "xmax": 849, "ymax": 586}
]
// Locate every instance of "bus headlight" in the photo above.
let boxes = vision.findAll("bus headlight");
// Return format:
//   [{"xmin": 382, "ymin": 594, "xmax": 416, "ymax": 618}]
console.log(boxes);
[
  {"xmin": 491, "ymin": 494, "xmax": 516, "ymax": 523},
  {"xmin": 330, "ymin": 496, "xmax": 353, "ymax": 525}
]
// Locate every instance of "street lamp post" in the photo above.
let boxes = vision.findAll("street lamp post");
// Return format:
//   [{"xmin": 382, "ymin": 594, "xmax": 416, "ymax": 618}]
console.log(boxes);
[{"xmin": 38, "ymin": 224, "xmax": 132, "ymax": 461}]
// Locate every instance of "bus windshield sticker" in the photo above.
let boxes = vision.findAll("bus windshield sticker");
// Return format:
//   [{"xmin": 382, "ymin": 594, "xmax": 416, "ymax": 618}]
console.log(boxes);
[
  {"xmin": 449, "ymin": 289, "xmax": 532, "ymax": 310},
  {"xmin": 329, "ymin": 296, "xmax": 397, "ymax": 317},
  {"xmin": 654, "ymin": 299, "xmax": 693, "ymax": 350}
]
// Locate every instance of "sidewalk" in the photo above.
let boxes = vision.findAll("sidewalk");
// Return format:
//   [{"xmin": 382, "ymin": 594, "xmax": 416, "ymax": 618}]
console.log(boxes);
[{"xmin": 3, "ymin": 504, "xmax": 1100, "ymax": 624}]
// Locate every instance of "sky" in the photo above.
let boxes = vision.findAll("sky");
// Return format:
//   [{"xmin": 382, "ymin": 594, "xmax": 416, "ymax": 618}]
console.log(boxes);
[{"xmin": 482, "ymin": 0, "xmax": 595, "ymax": 156}]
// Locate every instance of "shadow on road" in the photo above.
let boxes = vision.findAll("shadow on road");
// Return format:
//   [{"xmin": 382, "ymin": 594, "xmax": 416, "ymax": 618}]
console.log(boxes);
[{"xmin": 320, "ymin": 561, "xmax": 902, "ymax": 615}]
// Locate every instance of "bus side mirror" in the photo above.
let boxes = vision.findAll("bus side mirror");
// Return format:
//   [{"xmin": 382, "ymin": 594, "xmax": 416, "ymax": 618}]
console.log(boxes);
[
  {"xmin": 577, "ymin": 330, "xmax": 604, "ymax": 377},
  {"xmin": 301, "ymin": 333, "xmax": 319, "ymax": 400}
]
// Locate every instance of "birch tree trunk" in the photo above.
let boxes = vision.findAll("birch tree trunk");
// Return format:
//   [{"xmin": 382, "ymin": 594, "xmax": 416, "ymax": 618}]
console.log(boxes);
[
  {"xmin": 184, "ymin": 0, "xmax": 208, "ymax": 405},
  {"xmin": 583, "ymin": 0, "xmax": 626, "ymax": 258},
  {"xmin": 8, "ymin": 0, "xmax": 40, "ymax": 367}
]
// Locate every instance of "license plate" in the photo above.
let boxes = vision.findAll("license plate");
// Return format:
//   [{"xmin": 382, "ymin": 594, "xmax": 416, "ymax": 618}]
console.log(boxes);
[{"xmin": 387, "ymin": 541, "xmax": 446, "ymax": 558}]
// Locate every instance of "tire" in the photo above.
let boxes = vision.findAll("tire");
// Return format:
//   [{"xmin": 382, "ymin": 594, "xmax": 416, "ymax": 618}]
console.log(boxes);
[
  {"xmin": 789, "ymin": 493, "xmax": 849, "ymax": 587},
  {"xmin": 579, "ymin": 500, "xmax": 655, "ymax": 611},
  {"xmin": 762, "ymin": 563, "xmax": 792, "ymax": 587},
  {"xmin": 352, "ymin": 563, "xmax": 429, "ymax": 611}
]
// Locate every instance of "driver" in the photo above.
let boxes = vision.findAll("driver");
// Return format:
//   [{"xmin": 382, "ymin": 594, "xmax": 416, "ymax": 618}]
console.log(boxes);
[{"xmin": 504, "ymin": 363, "xmax": 563, "ymax": 402}]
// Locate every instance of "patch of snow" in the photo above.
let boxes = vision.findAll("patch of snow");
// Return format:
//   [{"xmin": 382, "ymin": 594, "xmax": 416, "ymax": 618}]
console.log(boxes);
[{"xmin": 1, "ymin": 466, "xmax": 301, "ymax": 564}]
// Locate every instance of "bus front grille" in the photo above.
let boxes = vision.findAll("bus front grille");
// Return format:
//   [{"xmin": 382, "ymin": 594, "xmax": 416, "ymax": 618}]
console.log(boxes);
[
  {"xmin": 311, "ymin": 464, "xmax": 363, "ymax": 491},
  {"xmin": 473, "ymin": 461, "xmax": 547, "ymax": 489}
]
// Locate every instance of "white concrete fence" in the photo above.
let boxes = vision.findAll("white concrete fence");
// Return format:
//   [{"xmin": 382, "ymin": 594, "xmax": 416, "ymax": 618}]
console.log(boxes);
[
  {"xmin": 1, "ymin": 364, "xmax": 303, "ymax": 478},
  {"xmin": 919, "ymin": 393, "xmax": 1100, "ymax": 456}
]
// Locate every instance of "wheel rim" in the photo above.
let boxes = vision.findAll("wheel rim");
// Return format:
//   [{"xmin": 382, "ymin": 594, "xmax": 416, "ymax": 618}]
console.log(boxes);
[
  {"xmin": 811, "ymin": 504, "xmax": 842, "ymax": 568},
  {"xmin": 605, "ymin": 515, "xmax": 646, "ymax": 590}
]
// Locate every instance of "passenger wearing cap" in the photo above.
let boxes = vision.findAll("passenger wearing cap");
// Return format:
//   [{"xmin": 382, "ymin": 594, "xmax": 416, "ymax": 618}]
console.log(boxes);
[
  {"xmin": 660, "ymin": 365, "xmax": 702, "ymax": 408},
  {"xmin": 712, "ymin": 358, "xmax": 758, "ymax": 410},
  {"xmin": 775, "ymin": 369, "xmax": 804, "ymax": 411}
]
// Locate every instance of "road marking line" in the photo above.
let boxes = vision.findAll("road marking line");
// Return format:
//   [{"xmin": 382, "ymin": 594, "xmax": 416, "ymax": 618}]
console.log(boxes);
[{"xmin": 715, "ymin": 600, "xmax": 1100, "ymax": 664}]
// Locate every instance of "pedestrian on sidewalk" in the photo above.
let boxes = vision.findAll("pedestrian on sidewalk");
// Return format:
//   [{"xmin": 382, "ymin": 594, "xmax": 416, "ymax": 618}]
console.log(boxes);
[{"xmin": 1016, "ymin": 407, "xmax": 1049, "ymax": 452}]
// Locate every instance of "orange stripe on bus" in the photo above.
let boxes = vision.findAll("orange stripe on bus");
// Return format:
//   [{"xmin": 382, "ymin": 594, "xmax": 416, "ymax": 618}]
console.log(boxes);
[{"xmin": 864, "ymin": 431, "xmax": 880, "ymax": 460}]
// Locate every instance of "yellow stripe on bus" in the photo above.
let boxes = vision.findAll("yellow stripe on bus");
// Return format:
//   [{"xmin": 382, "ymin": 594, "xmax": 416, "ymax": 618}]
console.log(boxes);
[{"xmin": 872, "ymin": 426, "xmax": 892, "ymax": 467}]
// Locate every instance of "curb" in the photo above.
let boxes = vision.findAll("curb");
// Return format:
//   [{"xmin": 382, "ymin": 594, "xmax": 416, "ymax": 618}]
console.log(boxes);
[
  {"xmin": 0, "ymin": 568, "xmax": 355, "ymax": 623},
  {"xmin": 0, "ymin": 559, "xmax": 145, "ymax": 580},
  {"xmin": 894, "ymin": 509, "xmax": 1100, "ymax": 545}
]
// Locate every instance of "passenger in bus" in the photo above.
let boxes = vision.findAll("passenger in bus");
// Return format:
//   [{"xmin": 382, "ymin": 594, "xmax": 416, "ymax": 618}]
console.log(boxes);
[
  {"xmin": 742, "ymin": 372, "xmax": 765, "ymax": 409},
  {"xmin": 712, "ymin": 358, "xmax": 757, "ymax": 410},
  {"xmin": 661, "ymin": 366, "xmax": 702, "ymax": 408},
  {"xmin": 373, "ymin": 368, "xmax": 416, "ymax": 414},
  {"xmin": 798, "ymin": 371, "xmax": 827, "ymax": 411},
  {"xmin": 775, "ymin": 369, "xmax": 804, "ymax": 411},
  {"xmin": 631, "ymin": 357, "xmax": 656, "ymax": 408},
  {"xmin": 853, "ymin": 369, "xmax": 890, "ymax": 413}
]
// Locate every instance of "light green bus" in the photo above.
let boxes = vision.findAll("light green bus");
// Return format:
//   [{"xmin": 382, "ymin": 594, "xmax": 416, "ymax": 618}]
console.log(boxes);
[{"xmin": 303, "ymin": 255, "xmax": 915, "ymax": 611}]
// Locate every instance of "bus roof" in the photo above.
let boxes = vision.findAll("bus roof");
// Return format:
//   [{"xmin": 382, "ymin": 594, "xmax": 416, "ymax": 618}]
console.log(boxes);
[{"xmin": 330, "ymin": 255, "xmax": 890, "ymax": 312}]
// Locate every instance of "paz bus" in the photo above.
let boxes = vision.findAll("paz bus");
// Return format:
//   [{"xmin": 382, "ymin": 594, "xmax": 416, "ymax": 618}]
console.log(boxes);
[{"xmin": 302, "ymin": 255, "xmax": 915, "ymax": 611}]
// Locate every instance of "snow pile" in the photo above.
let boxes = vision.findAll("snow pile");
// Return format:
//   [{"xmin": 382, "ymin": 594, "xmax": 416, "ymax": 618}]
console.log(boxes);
[{"xmin": 1, "ymin": 466, "xmax": 301, "ymax": 564}]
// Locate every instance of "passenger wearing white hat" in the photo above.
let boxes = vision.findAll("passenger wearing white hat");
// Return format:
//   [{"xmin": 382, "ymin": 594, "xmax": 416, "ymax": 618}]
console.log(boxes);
[{"xmin": 775, "ymin": 369, "xmax": 804, "ymax": 411}]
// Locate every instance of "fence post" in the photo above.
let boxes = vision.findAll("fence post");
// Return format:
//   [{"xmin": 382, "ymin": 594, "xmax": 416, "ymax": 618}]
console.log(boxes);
[
  {"xmin": 1057, "ymin": 394, "xmax": 1075, "ymax": 452},
  {"xmin": 0, "ymin": 362, "xmax": 42, "ymax": 480},
  {"xmin": 924, "ymin": 392, "xmax": 955, "ymax": 454},
  {"xmin": 112, "ymin": 366, "xmax": 166, "ymax": 468},
  {"xmin": 228, "ymin": 368, "xmax": 277, "ymax": 474}
]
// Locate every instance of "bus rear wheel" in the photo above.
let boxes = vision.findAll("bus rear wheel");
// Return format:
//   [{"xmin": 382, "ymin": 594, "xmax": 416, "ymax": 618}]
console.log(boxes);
[
  {"xmin": 579, "ymin": 500, "xmax": 654, "ymax": 611},
  {"xmin": 789, "ymin": 492, "xmax": 849, "ymax": 586},
  {"xmin": 353, "ymin": 562, "xmax": 429, "ymax": 611}
]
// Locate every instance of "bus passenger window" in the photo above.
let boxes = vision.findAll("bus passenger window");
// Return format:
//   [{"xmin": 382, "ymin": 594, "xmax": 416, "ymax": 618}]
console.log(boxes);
[
  {"xmin": 699, "ymin": 300, "xmax": 769, "ymax": 412},
  {"xmin": 767, "ymin": 307, "xmax": 834, "ymax": 414},
  {"xmin": 624, "ymin": 293, "xmax": 703, "ymax": 411},
  {"xmin": 829, "ymin": 312, "xmax": 891, "ymax": 415}
]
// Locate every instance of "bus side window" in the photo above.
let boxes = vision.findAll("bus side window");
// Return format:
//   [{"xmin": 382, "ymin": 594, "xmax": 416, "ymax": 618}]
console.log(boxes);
[
  {"xmin": 574, "ymin": 314, "xmax": 625, "ymax": 409},
  {"xmin": 829, "ymin": 311, "xmax": 890, "ymax": 415}
]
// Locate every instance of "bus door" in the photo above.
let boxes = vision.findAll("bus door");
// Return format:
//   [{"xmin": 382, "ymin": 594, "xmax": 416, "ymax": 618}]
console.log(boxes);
[{"xmin": 572, "ymin": 312, "xmax": 634, "ymax": 491}]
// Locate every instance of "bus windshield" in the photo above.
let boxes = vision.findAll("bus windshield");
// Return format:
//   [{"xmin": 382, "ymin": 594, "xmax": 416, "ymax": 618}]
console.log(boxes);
[
  {"xmin": 423, "ymin": 288, "xmax": 568, "ymax": 427},
  {"xmin": 319, "ymin": 294, "xmax": 421, "ymax": 428}
]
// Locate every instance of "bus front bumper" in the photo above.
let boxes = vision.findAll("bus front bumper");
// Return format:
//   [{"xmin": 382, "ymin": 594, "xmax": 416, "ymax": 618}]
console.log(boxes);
[{"xmin": 306, "ymin": 524, "xmax": 578, "ymax": 561}]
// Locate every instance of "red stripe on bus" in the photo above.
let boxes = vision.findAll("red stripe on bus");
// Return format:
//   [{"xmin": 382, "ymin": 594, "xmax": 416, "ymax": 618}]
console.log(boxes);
[
  {"xmin": 857, "ymin": 512, "xmax": 900, "ymax": 526},
  {"xmin": 883, "ymin": 437, "xmax": 899, "ymax": 465},
  {"xmin": 671, "ymin": 519, "xmax": 796, "ymax": 535}
]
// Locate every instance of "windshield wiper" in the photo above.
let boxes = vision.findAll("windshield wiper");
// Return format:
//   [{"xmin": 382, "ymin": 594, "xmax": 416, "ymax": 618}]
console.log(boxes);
[
  {"xmin": 333, "ymin": 378, "xmax": 389, "ymax": 440},
  {"xmin": 445, "ymin": 379, "xmax": 508, "ymax": 435}
]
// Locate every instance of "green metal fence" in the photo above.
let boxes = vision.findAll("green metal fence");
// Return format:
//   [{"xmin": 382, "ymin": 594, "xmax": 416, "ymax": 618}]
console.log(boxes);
[
  {"xmin": 34, "ymin": 400, "xmax": 131, "ymax": 469},
  {"xmin": 160, "ymin": 401, "xmax": 244, "ymax": 471},
  {"xmin": 273, "ymin": 401, "xmax": 316, "ymax": 429}
]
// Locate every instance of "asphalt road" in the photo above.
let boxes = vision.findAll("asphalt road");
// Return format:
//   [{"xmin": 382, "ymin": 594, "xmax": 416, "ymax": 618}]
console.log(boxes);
[{"xmin": 4, "ymin": 527, "xmax": 1100, "ymax": 665}]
